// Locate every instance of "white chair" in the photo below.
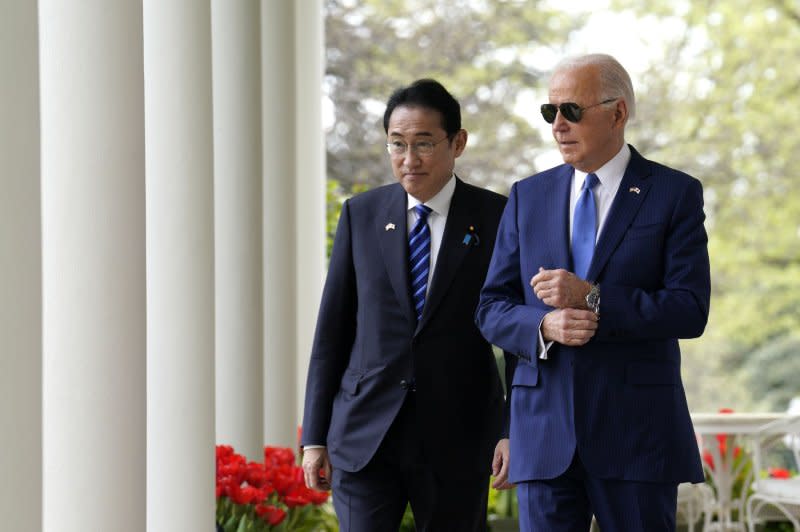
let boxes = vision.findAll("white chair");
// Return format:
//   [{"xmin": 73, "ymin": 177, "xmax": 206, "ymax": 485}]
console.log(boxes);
[
  {"xmin": 677, "ymin": 481, "xmax": 715, "ymax": 531},
  {"xmin": 746, "ymin": 415, "xmax": 800, "ymax": 531}
]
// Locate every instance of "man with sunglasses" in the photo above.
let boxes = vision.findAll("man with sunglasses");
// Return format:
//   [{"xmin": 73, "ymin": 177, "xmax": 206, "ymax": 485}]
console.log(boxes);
[
  {"xmin": 477, "ymin": 54, "xmax": 709, "ymax": 531},
  {"xmin": 301, "ymin": 79, "xmax": 507, "ymax": 530}
]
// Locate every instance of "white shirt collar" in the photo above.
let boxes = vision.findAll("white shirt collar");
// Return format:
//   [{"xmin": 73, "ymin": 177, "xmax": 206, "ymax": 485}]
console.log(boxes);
[
  {"xmin": 573, "ymin": 143, "xmax": 631, "ymax": 189},
  {"xmin": 407, "ymin": 174, "xmax": 456, "ymax": 217}
]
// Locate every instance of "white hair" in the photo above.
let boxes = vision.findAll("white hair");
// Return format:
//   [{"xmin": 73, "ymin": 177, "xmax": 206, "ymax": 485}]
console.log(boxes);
[{"xmin": 552, "ymin": 53, "xmax": 636, "ymax": 121}]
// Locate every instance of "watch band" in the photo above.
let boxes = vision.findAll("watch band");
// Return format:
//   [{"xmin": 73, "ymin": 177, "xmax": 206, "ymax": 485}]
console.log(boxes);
[{"xmin": 586, "ymin": 283, "xmax": 600, "ymax": 315}]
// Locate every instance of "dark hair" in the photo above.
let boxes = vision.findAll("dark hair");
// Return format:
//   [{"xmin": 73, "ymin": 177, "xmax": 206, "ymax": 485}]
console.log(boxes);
[{"xmin": 383, "ymin": 79, "xmax": 461, "ymax": 137}]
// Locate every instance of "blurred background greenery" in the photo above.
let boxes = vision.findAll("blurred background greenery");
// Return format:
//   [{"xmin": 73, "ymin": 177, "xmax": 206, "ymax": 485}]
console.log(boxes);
[{"xmin": 322, "ymin": 0, "xmax": 800, "ymax": 413}]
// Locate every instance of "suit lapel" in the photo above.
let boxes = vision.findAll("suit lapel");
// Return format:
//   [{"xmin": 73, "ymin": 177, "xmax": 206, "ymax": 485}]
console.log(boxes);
[
  {"xmin": 542, "ymin": 167, "xmax": 573, "ymax": 270},
  {"xmin": 377, "ymin": 184, "xmax": 415, "ymax": 324},
  {"xmin": 417, "ymin": 178, "xmax": 472, "ymax": 331},
  {"xmin": 587, "ymin": 147, "xmax": 651, "ymax": 281}
]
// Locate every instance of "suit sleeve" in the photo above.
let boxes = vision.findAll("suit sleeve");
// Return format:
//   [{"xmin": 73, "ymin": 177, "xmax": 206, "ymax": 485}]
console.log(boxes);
[
  {"xmin": 598, "ymin": 177, "xmax": 710, "ymax": 340},
  {"xmin": 475, "ymin": 182, "xmax": 548, "ymax": 362},
  {"xmin": 300, "ymin": 199, "xmax": 357, "ymax": 447}
]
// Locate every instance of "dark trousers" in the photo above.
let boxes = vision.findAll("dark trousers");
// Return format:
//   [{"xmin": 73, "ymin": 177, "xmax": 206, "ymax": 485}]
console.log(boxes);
[
  {"xmin": 332, "ymin": 394, "xmax": 489, "ymax": 531},
  {"xmin": 517, "ymin": 451, "xmax": 677, "ymax": 532}
]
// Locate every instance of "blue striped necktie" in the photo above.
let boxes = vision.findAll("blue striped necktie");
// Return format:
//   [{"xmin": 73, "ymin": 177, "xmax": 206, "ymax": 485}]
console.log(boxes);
[
  {"xmin": 409, "ymin": 204, "xmax": 432, "ymax": 323},
  {"xmin": 572, "ymin": 173, "xmax": 599, "ymax": 280}
]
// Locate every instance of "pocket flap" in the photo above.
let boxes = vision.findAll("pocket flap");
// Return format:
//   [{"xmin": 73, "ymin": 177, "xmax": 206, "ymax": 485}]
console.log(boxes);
[
  {"xmin": 511, "ymin": 361, "xmax": 539, "ymax": 387},
  {"xmin": 340, "ymin": 371, "xmax": 360, "ymax": 395}
]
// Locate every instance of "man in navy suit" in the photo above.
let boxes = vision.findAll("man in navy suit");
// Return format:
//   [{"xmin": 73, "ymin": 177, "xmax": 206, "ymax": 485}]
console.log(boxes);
[
  {"xmin": 476, "ymin": 54, "xmax": 709, "ymax": 531},
  {"xmin": 301, "ymin": 79, "xmax": 506, "ymax": 531}
]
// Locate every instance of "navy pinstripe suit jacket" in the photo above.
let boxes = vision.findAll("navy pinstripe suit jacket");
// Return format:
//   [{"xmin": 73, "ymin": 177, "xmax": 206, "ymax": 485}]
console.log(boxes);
[
  {"xmin": 302, "ymin": 177, "xmax": 506, "ymax": 477},
  {"xmin": 476, "ymin": 145, "xmax": 708, "ymax": 484}
]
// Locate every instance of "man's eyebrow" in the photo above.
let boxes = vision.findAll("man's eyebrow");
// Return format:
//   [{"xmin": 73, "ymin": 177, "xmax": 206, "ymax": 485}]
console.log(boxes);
[{"xmin": 388, "ymin": 131, "xmax": 435, "ymax": 138}]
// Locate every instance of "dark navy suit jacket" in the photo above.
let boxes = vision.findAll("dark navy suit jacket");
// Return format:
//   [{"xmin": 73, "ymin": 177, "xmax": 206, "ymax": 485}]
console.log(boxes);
[
  {"xmin": 476, "ymin": 145, "xmax": 708, "ymax": 484},
  {"xmin": 302, "ymin": 177, "xmax": 506, "ymax": 477}
]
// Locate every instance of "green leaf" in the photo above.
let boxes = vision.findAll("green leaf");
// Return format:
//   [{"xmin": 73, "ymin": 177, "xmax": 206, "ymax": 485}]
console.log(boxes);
[{"xmin": 223, "ymin": 514, "xmax": 239, "ymax": 532}]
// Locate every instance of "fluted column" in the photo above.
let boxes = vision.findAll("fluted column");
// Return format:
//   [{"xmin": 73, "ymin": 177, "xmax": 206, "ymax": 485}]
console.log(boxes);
[
  {"xmin": 261, "ymin": 0, "xmax": 326, "ymax": 450},
  {"xmin": 212, "ymin": 0, "xmax": 264, "ymax": 460},
  {"xmin": 261, "ymin": 1, "xmax": 298, "ymax": 449},
  {"xmin": 144, "ymin": 1, "xmax": 215, "ymax": 530},
  {"xmin": 0, "ymin": 2, "xmax": 43, "ymax": 530},
  {"xmin": 294, "ymin": 0, "xmax": 327, "ymax": 441},
  {"xmin": 38, "ymin": 1, "xmax": 147, "ymax": 531}
]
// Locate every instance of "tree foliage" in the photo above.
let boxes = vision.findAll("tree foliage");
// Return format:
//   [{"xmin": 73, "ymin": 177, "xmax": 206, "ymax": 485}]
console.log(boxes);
[
  {"xmin": 612, "ymin": 0, "xmax": 800, "ymax": 398},
  {"xmin": 740, "ymin": 334, "xmax": 800, "ymax": 411},
  {"xmin": 325, "ymin": 0, "xmax": 584, "ymax": 194}
]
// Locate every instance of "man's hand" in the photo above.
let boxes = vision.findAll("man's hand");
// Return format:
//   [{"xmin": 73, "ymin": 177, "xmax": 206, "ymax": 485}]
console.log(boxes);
[
  {"xmin": 530, "ymin": 267, "xmax": 591, "ymax": 310},
  {"xmin": 491, "ymin": 438, "xmax": 513, "ymax": 490},
  {"xmin": 302, "ymin": 447, "xmax": 332, "ymax": 491},
  {"xmin": 541, "ymin": 308, "xmax": 598, "ymax": 346}
]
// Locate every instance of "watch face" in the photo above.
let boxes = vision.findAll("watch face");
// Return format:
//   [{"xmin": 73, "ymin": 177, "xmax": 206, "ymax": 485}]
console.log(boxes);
[{"xmin": 586, "ymin": 286, "xmax": 600, "ymax": 311}]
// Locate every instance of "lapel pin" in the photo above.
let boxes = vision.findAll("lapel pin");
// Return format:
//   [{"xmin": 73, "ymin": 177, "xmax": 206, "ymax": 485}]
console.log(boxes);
[
  {"xmin": 462, "ymin": 225, "xmax": 480, "ymax": 246},
  {"xmin": 385, "ymin": 223, "xmax": 396, "ymax": 231},
  {"xmin": 629, "ymin": 187, "xmax": 641, "ymax": 194}
]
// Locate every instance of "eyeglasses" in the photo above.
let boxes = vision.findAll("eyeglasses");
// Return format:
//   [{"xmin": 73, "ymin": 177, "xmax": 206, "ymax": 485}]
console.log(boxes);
[
  {"xmin": 540, "ymin": 98, "xmax": 618, "ymax": 124},
  {"xmin": 386, "ymin": 137, "xmax": 449, "ymax": 157}
]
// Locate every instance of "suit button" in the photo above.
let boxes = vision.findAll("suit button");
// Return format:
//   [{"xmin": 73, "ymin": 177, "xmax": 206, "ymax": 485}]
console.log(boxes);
[{"xmin": 400, "ymin": 379, "xmax": 416, "ymax": 391}]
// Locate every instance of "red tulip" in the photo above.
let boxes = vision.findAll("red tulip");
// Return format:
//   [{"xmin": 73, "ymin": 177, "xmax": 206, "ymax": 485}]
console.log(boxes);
[
  {"xmin": 768, "ymin": 467, "xmax": 792, "ymax": 479},
  {"xmin": 703, "ymin": 450, "xmax": 715, "ymax": 471},
  {"xmin": 255, "ymin": 504, "xmax": 287, "ymax": 525},
  {"xmin": 217, "ymin": 443, "xmax": 329, "ymax": 529}
]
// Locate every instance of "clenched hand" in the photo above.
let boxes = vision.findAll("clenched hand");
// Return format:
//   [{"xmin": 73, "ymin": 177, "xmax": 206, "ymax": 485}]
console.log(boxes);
[{"xmin": 302, "ymin": 447, "xmax": 332, "ymax": 491}]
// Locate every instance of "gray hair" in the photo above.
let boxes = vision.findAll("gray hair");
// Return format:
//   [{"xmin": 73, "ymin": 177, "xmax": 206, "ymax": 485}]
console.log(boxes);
[{"xmin": 553, "ymin": 53, "xmax": 636, "ymax": 121}]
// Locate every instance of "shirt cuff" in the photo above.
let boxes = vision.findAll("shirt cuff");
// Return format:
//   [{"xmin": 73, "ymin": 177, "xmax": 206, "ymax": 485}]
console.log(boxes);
[{"xmin": 538, "ymin": 317, "xmax": 554, "ymax": 360}]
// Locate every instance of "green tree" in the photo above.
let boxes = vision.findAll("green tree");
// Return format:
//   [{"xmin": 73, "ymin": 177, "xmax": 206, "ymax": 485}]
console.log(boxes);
[
  {"xmin": 612, "ymin": 0, "xmax": 800, "ymax": 407},
  {"xmin": 741, "ymin": 334, "xmax": 800, "ymax": 411}
]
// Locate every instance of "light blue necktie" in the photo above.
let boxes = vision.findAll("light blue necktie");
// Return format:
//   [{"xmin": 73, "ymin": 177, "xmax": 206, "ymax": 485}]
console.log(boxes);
[
  {"xmin": 409, "ymin": 204, "xmax": 432, "ymax": 323},
  {"xmin": 572, "ymin": 173, "xmax": 599, "ymax": 280}
]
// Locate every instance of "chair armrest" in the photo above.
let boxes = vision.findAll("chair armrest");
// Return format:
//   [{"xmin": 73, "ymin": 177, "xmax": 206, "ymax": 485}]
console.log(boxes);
[{"xmin": 750, "ymin": 415, "xmax": 800, "ymax": 488}]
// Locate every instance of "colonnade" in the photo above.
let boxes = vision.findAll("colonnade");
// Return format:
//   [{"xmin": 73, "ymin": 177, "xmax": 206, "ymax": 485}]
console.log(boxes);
[{"xmin": 0, "ymin": 1, "xmax": 324, "ymax": 530}]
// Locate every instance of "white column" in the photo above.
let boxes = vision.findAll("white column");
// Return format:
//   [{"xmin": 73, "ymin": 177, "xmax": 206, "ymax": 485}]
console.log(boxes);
[
  {"xmin": 0, "ymin": 2, "xmax": 43, "ymax": 530},
  {"xmin": 260, "ymin": 0, "xmax": 326, "ymax": 449},
  {"xmin": 294, "ymin": 0, "xmax": 327, "ymax": 435},
  {"xmin": 212, "ymin": 0, "xmax": 264, "ymax": 460},
  {"xmin": 144, "ymin": 1, "xmax": 215, "ymax": 531},
  {"xmin": 261, "ymin": 1, "xmax": 298, "ymax": 449},
  {"xmin": 38, "ymin": 1, "xmax": 147, "ymax": 531}
]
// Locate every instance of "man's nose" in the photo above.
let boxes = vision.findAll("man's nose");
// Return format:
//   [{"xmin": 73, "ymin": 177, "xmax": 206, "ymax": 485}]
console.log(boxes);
[
  {"xmin": 402, "ymin": 148, "xmax": 421, "ymax": 165},
  {"xmin": 552, "ymin": 109, "xmax": 569, "ymax": 129}
]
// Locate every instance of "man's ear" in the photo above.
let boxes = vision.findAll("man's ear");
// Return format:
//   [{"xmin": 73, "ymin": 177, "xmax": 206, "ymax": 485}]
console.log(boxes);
[
  {"xmin": 453, "ymin": 129, "xmax": 468, "ymax": 157},
  {"xmin": 614, "ymin": 99, "xmax": 629, "ymax": 127}
]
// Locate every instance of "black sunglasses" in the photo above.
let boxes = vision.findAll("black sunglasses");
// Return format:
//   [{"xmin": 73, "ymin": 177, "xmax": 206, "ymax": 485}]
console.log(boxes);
[{"xmin": 540, "ymin": 98, "xmax": 617, "ymax": 124}]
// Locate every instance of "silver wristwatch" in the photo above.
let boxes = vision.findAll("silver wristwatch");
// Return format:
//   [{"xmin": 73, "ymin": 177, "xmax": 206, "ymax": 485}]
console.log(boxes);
[{"xmin": 585, "ymin": 283, "xmax": 600, "ymax": 315}]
